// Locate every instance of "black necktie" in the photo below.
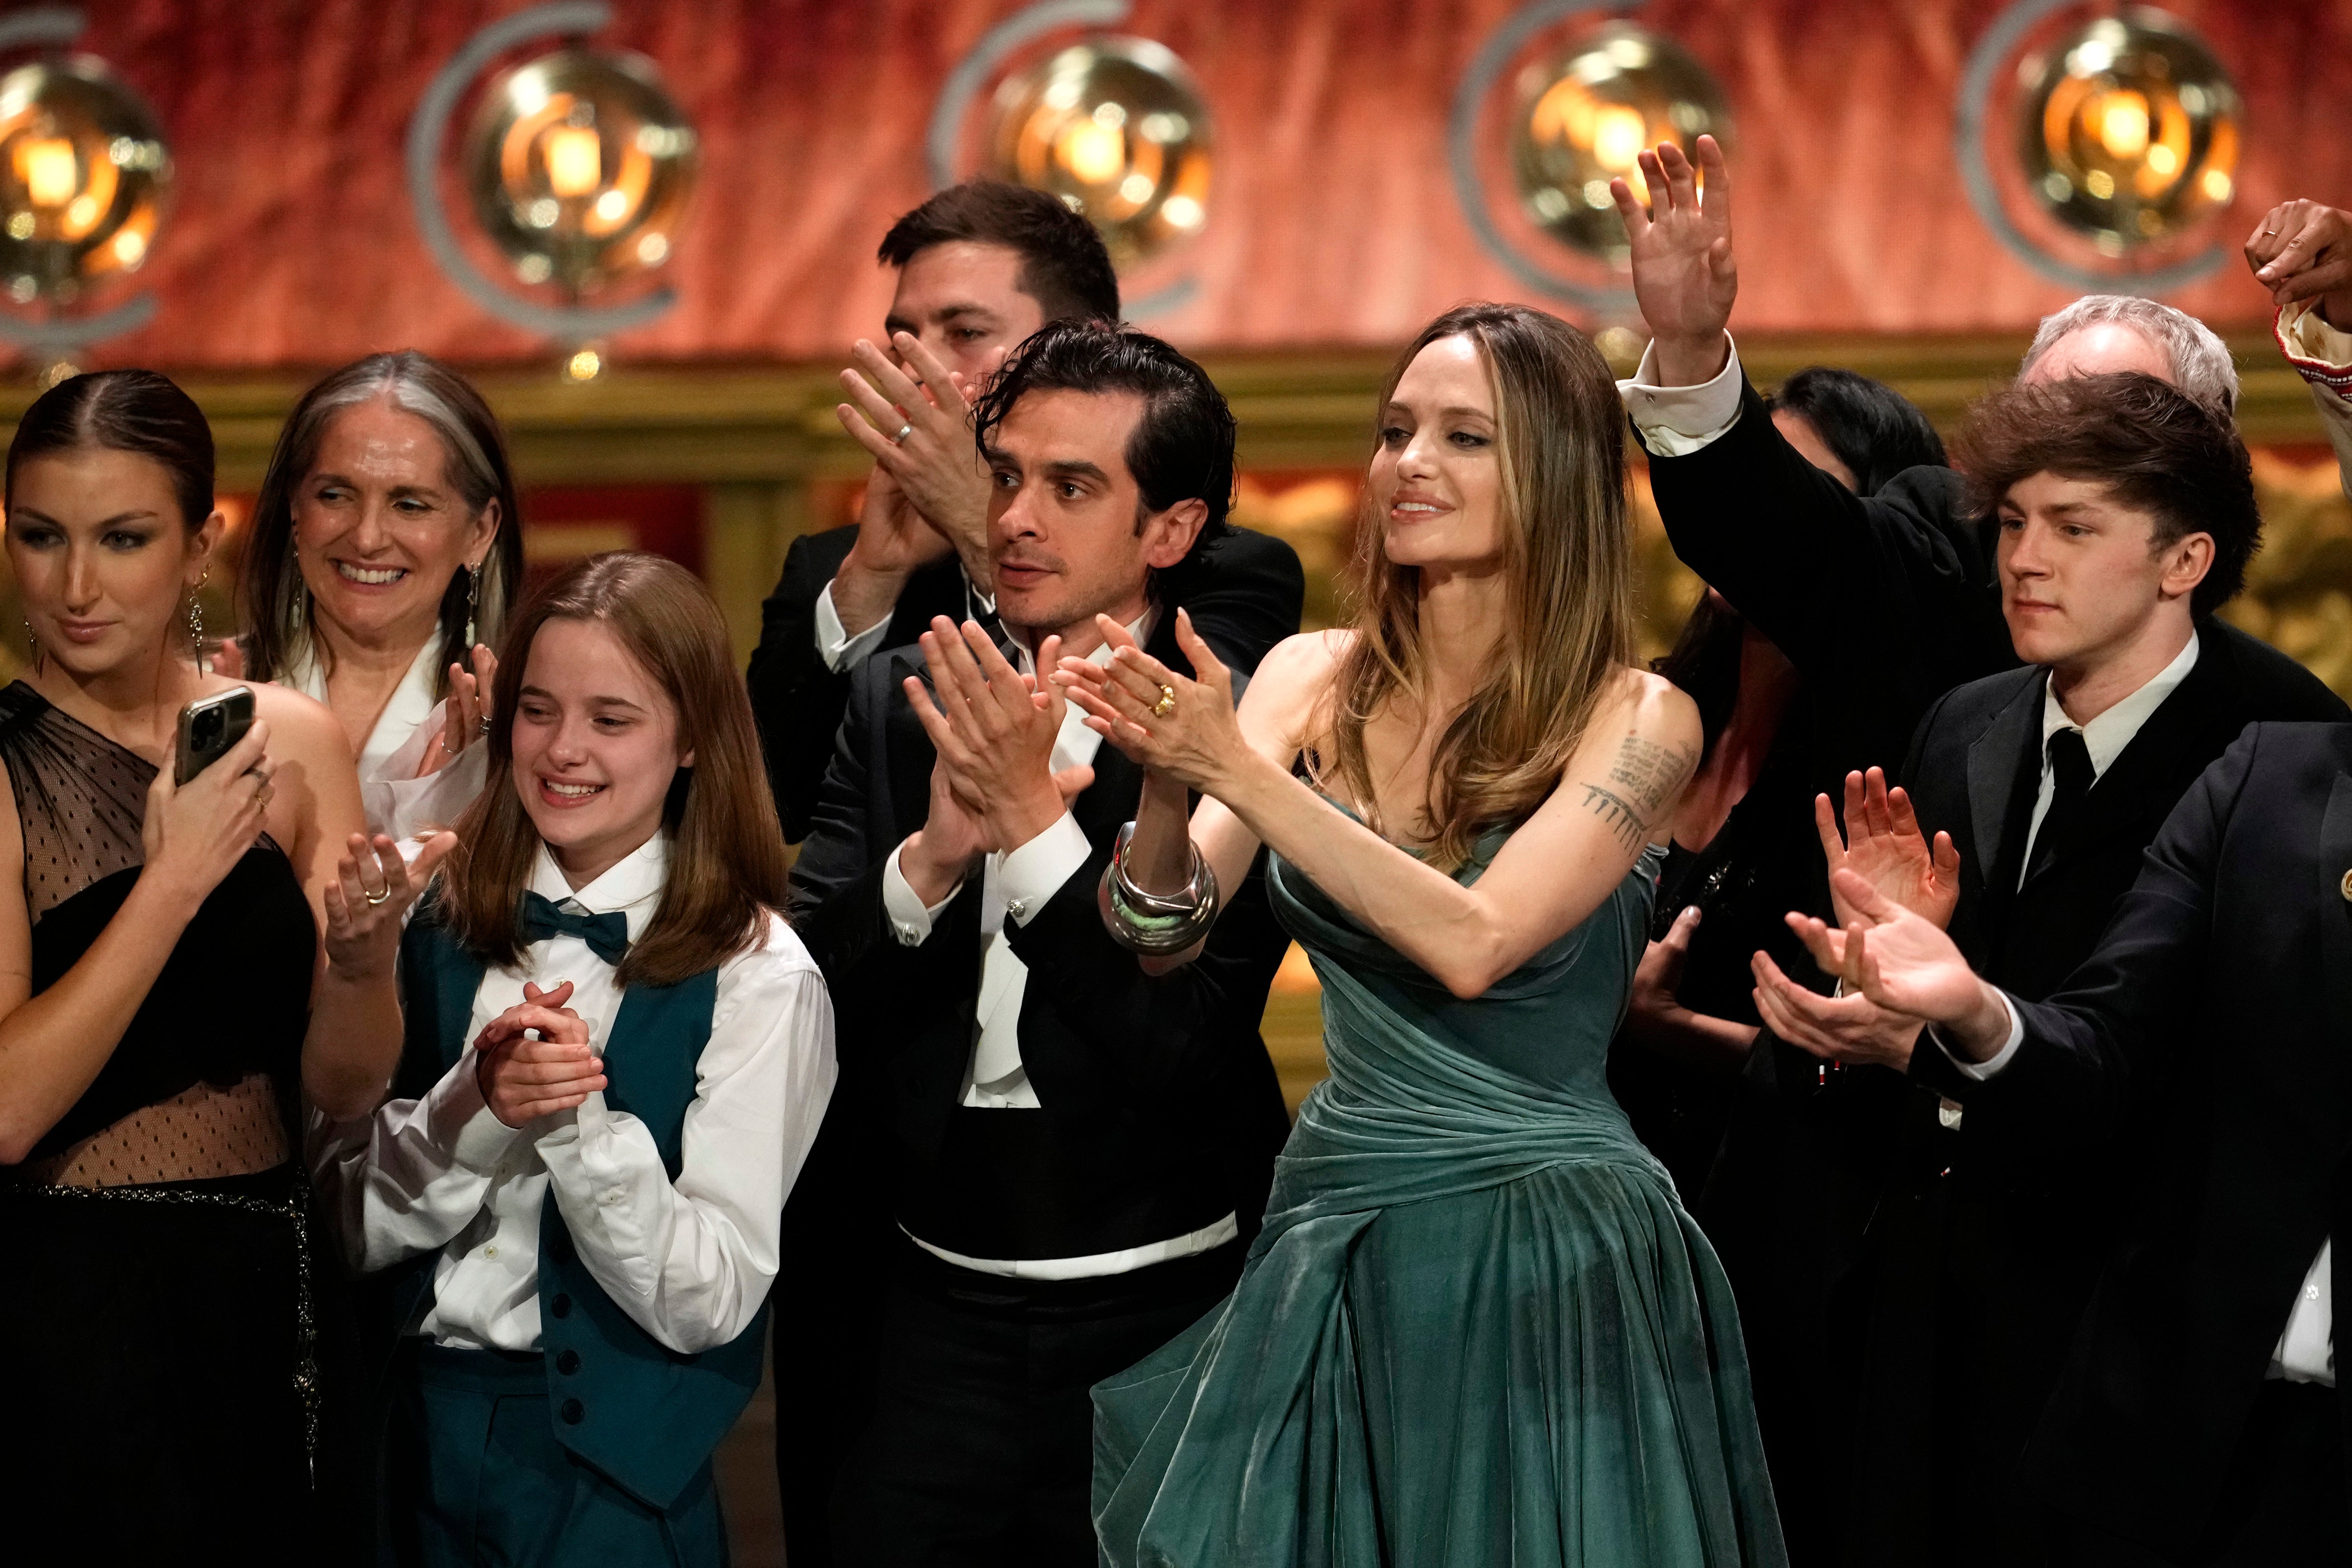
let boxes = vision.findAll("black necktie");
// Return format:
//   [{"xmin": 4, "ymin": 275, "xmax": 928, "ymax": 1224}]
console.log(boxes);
[
  {"xmin": 2025, "ymin": 727, "xmax": 2094, "ymax": 884},
  {"xmin": 520, "ymin": 891, "xmax": 630, "ymax": 966}
]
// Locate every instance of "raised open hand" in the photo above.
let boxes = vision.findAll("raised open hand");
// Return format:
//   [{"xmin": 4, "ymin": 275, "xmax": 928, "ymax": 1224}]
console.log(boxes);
[
  {"xmin": 836, "ymin": 332, "xmax": 996, "ymax": 574},
  {"xmin": 1787, "ymin": 869, "xmax": 1995, "ymax": 1032},
  {"xmin": 2247, "ymin": 199, "xmax": 2352, "ymax": 327},
  {"xmin": 903, "ymin": 617, "xmax": 1071, "ymax": 853},
  {"xmin": 1816, "ymin": 768, "xmax": 1960, "ymax": 931},
  {"xmin": 420, "ymin": 642, "xmax": 498, "ymax": 779},
  {"xmin": 323, "ymin": 828, "xmax": 457, "ymax": 981},
  {"xmin": 1053, "ymin": 609, "xmax": 1247, "ymax": 795},
  {"xmin": 1609, "ymin": 134, "xmax": 1736, "ymax": 385}
]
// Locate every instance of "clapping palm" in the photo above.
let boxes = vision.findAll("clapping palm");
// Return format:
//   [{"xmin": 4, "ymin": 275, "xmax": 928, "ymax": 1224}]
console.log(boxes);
[{"xmin": 1816, "ymin": 768, "xmax": 1960, "ymax": 930}]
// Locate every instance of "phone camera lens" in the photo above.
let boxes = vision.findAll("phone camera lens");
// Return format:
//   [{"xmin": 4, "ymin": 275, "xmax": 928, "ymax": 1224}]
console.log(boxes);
[{"xmin": 195, "ymin": 712, "xmax": 221, "ymax": 746}]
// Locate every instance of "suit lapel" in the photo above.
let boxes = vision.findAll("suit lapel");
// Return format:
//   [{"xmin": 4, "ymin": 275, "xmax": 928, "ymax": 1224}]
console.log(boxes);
[
  {"xmin": 1967, "ymin": 674, "xmax": 2045, "ymax": 888},
  {"xmin": 882, "ymin": 647, "xmax": 935, "ymax": 846}
]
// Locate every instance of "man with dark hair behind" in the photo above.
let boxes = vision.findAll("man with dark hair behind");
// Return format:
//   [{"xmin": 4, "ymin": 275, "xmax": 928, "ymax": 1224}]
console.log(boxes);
[
  {"xmin": 746, "ymin": 180, "xmax": 1302, "ymax": 840},
  {"xmin": 1751, "ymin": 371, "xmax": 2347, "ymax": 1565},
  {"xmin": 786, "ymin": 320, "xmax": 1294, "ymax": 1565}
]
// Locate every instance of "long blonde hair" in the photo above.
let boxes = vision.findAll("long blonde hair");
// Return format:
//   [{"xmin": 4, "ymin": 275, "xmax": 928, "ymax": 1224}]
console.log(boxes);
[{"xmin": 1317, "ymin": 303, "xmax": 1635, "ymax": 871}]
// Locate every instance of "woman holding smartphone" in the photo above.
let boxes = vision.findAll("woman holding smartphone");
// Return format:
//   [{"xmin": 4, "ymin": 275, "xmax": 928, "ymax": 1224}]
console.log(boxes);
[
  {"xmin": 0, "ymin": 371, "xmax": 440, "ymax": 1561},
  {"xmin": 319, "ymin": 552, "xmax": 834, "ymax": 1565}
]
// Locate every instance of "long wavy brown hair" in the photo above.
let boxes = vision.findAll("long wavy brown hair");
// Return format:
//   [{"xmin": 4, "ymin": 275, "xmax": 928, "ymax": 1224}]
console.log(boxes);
[
  {"xmin": 1315, "ymin": 302, "xmax": 1635, "ymax": 872},
  {"xmin": 439, "ymin": 552, "xmax": 790, "ymax": 989}
]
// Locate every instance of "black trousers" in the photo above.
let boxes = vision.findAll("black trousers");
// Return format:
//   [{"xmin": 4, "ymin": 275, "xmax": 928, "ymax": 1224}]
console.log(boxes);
[
  {"xmin": 830, "ymin": 1233, "xmax": 1242, "ymax": 1568},
  {"xmin": 2048, "ymin": 1382, "xmax": 2345, "ymax": 1566}
]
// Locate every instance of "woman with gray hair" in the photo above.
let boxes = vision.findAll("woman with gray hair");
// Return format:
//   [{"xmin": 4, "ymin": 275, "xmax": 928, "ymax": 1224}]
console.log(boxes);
[{"xmin": 233, "ymin": 351, "xmax": 525, "ymax": 840}]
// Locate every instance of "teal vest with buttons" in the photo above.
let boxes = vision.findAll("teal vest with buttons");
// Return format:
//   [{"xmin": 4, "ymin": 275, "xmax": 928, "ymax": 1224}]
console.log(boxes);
[{"xmin": 379, "ymin": 902, "xmax": 769, "ymax": 1511}]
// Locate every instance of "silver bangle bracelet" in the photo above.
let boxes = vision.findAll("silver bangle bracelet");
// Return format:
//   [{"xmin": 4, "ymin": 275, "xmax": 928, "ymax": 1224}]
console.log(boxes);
[{"xmin": 1098, "ymin": 821, "xmax": 1220, "ymax": 954}]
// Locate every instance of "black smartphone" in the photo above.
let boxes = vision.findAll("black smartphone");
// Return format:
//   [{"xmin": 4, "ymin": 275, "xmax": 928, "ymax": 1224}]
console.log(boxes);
[{"xmin": 175, "ymin": 686, "xmax": 255, "ymax": 784}]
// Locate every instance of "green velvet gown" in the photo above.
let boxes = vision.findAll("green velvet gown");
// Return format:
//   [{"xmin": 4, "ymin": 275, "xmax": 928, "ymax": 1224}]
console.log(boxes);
[{"xmin": 1093, "ymin": 830, "xmax": 1786, "ymax": 1567}]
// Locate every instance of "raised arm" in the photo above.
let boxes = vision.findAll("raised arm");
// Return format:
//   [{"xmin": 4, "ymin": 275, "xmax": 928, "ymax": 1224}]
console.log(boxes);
[{"xmin": 1068, "ymin": 615, "xmax": 1700, "ymax": 1001}]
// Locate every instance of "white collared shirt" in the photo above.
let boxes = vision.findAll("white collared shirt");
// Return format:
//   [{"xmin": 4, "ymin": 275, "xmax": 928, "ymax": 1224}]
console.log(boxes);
[
  {"xmin": 1617, "ymin": 335, "xmax": 1750, "ymax": 456},
  {"xmin": 2017, "ymin": 632, "xmax": 2201, "ymax": 890},
  {"xmin": 814, "ymin": 567, "xmax": 999, "ymax": 675},
  {"xmin": 283, "ymin": 638, "xmax": 489, "ymax": 842},
  {"xmin": 311, "ymin": 835, "xmax": 837, "ymax": 1354}
]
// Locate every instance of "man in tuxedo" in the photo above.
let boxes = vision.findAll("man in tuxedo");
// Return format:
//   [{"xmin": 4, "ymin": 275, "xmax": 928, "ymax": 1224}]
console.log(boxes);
[
  {"xmin": 789, "ymin": 321, "xmax": 1297, "ymax": 1565},
  {"xmin": 746, "ymin": 179, "xmax": 1302, "ymax": 841},
  {"xmin": 1803, "ymin": 714, "xmax": 2352, "ymax": 1564},
  {"xmin": 1750, "ymin": 371, "xmax": 2347, "ymax": 1564}
]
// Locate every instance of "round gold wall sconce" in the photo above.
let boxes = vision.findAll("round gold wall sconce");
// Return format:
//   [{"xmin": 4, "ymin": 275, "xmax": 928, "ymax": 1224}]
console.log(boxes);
[
  {"xmin": 1957, "ymin": 0, "xmax": 2236, "ymax": 291},
  {"xmin": 410, "ymin": 2, "xmax": 697, "ymax": 376},
  {"xmin": 982, "ymin": 36, "xmax": 1211, "ymax": 271},
  {"xmin": 1511, "ymin": 21, "xmax": 1731, "ymax": 265},
  {"xmin": 2015, "ymin": 11, "xmax": 2238, "ymax": 254},
  {"xmin": 0, "ymin": 8, "xmax": 168, "ymax": 379}
]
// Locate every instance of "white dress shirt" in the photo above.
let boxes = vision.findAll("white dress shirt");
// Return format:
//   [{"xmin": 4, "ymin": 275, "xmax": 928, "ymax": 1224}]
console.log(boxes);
[
  {"xmin": 283, "ymin": 639, "xmax": 489, "ymax": 843},
  {"xmin": 2015, "ymin": 632, "xmax": 2201, "ymax": 891},
  {"xmin": 813, "ymin": 568, "xmax": 999, "ymax": 675},
  {"xmin": 1617, "ymin": 335, "xmax": 1750, "ymax": 456},
  {"xmin": 311, "ymin": 835, "xmax": 837, "ymax": 1354},
  {"xmin": 872, "ymin": 615, "xmax": 1241, "ymax": 1278}
]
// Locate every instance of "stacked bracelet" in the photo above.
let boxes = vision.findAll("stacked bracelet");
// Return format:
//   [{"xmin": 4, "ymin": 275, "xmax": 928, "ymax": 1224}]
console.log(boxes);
[{"xmin": 1097, "ymin": 821, "xmax": 1220, "ymax": 955}]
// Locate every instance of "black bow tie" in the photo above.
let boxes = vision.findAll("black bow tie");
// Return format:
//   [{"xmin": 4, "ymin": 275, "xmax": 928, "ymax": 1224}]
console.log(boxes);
[{"xmin": 520, "ymin": 890, "xmax": 630, "ymax": 966}]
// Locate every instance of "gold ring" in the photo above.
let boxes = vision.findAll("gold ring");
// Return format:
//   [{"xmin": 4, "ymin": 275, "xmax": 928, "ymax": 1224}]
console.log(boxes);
[
  {"xmin": 1150, "ymin": 684, "xmax": 1176, "ymax": 717},
  {"xmin": 363, "ymin": 883, "xmax": 392, "ymax": 907}
]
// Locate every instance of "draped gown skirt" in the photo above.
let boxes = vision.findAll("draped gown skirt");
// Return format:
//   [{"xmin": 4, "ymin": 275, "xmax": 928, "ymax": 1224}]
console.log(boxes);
[{"xmin": 1093, "ymin": 842, "xmax": 1786, "ymax": 1568}]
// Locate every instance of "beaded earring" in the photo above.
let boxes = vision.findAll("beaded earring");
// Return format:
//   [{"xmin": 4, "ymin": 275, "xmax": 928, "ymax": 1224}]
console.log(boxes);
[
  {"xmin": 464, "ymin": 560, "xmax": 482, "ymax": 649},
  {"xmin": 187, "ymin": 568, "xmax": 209, "ymax": 673},
  {"xmin": 22, "ymin": 618, "xmax": 39, "ymax": 676}
]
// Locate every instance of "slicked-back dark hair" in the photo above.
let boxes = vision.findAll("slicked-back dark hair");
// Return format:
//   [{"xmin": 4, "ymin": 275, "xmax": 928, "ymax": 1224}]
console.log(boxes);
[
  {"xmin": 972, "ymin": 319, "xmax": 1234, "ymax": 562},
  {"xmin": 7, "ymin": 369, "xmax": 214, "ymax": 530},
  {"xmin": 1765, "ymin": 366, "xmax": 1947, "ymax": 497},
  {"xmin": 1956, "ymin": 370, "xmax": 2258, "ymax": 619},
  {"xmin": 878, "ymin": 181, "xmax": 1120, "ymax": 325}
]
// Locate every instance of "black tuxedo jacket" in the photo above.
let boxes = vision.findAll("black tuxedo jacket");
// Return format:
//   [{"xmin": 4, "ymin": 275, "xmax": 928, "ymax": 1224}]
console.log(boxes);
[
  {"xmin": 748, "ymin": 521, "xmax": 1305, "ymax": 842},
  {"xmin": 1832, "ymin": 621, "xmax": 2347, "ymax": 1565},
  {"xmin": 1911, "ymin": 721, "xmax": 2352, "ymax": 1552}
]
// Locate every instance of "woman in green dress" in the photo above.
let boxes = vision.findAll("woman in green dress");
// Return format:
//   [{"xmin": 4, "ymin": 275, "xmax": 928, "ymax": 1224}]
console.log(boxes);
[{"xmin": 1056, "ymin": 302, "xmax": 1786, "ymax": 1566}]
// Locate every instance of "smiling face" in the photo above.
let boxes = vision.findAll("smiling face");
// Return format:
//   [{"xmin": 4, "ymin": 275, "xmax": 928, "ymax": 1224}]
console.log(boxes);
[
  {"xmin": 292, "ymin": 397, "xmax": 498, "ymax": 652},
  {"xmin": 1996, "ymin": 470, "xmax": 2211, "ymax": 671},
  {"xmin": 509, "ymin": 617, "xmax": 693, "ymax": 888},
  {"xmin": 7, "ymin": 447, "xmax": 217, "ymax": 681},
  {"xmin": 885, "ymin": 241, "xmax": 1048, "ymax": 385},
  {"xmin": 1368, "ymin": 335, "xmax": 1507, "ymax": 575},
  {"xmin": 984, "ymin": 387, "xmax": 1205, "ymax": 651}
]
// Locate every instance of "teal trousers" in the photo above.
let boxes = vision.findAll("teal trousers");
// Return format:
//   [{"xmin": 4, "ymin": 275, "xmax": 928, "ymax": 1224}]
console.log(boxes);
[{"xmin": 386, "ymin": 1343, "xmax": 727, "ymax": 1568}]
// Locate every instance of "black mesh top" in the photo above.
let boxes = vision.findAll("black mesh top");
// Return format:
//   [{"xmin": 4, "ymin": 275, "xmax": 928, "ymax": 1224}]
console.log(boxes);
[{"xmin": 0, "ymin": 682, "xmax": 317, "ymax": 1162}]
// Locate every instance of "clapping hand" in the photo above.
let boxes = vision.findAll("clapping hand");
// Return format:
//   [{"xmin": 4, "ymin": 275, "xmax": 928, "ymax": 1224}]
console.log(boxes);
[
  {"xmin": 2247, "ymin": 200, "xmax": 2352, "ymax": 328},
  {"xmin": 1749, "ymin": 946, "xmax": 1924, "ymax": 1071},
  {"xmin": 1817, "ymin": 768, "xmax": 1960, "ymax": 931},
  {"xmin": 323, "ymin": 828, "xmax": 457, "ymax": 981},
  {"xmin": 1610, "ymin": 134, "xmax": 1736, "ymax": 386},
  {"xmin": 903, "ymin": 617, "xmax": 1091, "ymax": 854},
  {"xmin": 1054, "ymin": 609, "xmax": 1247, "ymax": 795},
  {"xmin": 836, "ymin": 333, "xmax": 1002, "ymax": 577},
  {"xmin": 420, "ymin": 643, "xmax": 498, "ymax": 779},
  {"xmin": 475, "ymin": 980, "xmax": 604, "ymax": 1128},
  {"xmin": 1785, "ymin": 869, "xmax": 2012, "ymax": 1061}
]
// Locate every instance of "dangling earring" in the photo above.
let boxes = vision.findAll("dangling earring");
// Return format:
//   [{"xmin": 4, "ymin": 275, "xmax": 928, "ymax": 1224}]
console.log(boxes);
[
  {"xmin": 187, "ymin": 568, "xmax": 209, "ymax": 674},
  {"xmin": 22, "ymin": 618, "xmax": 40, "ymax": 677},
  {"xmin": 289, "ymin": 541, "xmax": 305, "ymax": 631},
  {"xmin": 464, "ymin": 561, "xmax": 482, "ymax": 649}
]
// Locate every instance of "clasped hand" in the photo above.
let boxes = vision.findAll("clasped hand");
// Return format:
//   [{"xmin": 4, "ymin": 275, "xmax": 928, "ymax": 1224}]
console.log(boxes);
[
  {"xmin": 1749, "ymin": 769, "xmax": 1960, "ymax": 1070},
  {"xmin": 475, "ymin": 980, "xmax": 605, "ymax": 1129}
]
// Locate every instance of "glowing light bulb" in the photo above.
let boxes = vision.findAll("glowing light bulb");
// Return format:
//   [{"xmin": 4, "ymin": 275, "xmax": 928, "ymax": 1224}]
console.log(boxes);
[
  {"xmin": 2095, "ymin": 91, "xmax": 2150, "ymax": 158},
  {"xmin": 1590, "ymin": 106, "xmax": 1647, "ymax": 174},
  {"xmin": 20, "ymin": 137, "xmax": 75, "ymax": 208},
  {"xmin": 1060, "ymin": 119, "xmax": 1125, "ymax": 184},
  {"xmin": 544, "ymin": 125, "xmax": 601, "ymax": 198},
  {"xmin": 565, "ymin": 348, "xmax": 602, "ymax": 382},
  {"xmin": 2145, "ymin": 142, "xmax": 2179, "ymax": 177}
]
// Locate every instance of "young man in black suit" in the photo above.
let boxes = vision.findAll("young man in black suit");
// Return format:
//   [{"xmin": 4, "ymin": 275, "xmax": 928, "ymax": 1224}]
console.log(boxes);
[
  {"xmin": 1805, "ymin": 715, "xmax": 2352, "ymax": 1564},
  {"xmin": 789, "ymin": 321, "xmax": 1296, "ymax": 1566},
  {"xmin": 1753, "ymin": 371, "xmax": 2348, "ymax": 1565},
  {"xmin": 746, "ymin": 180, "xmax": 1303, "ymax": 841}
]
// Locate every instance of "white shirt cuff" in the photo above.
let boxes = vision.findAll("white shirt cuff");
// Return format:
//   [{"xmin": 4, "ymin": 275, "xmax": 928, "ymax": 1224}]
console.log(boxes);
[
  {"xmin": 1935, "ymin": 990, "xmax": 2026, "ymax": 1081},
  {"xmin": 815, "ymin": 579, "xmax": 895, "ymax": 675},
  {"xmin": 882, "ymin": 838, "xmax": 960, "ymax": 946},
  {"xmin": 1616, "ymin": 334, "xmax": 1746, "ymax": 456},
  {"xmin": 994, "ymin": 811, "xmax": 1091, "ymax": 926},
  {"xmin": 423, "ymin": 1050, "xmax": 528, "ymax": 1173}
]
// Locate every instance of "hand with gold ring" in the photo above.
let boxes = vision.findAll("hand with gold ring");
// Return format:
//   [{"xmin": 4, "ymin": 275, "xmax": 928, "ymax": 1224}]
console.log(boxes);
[
  {"xmin": 420, "ymin": 642, "xmax": 500, "ymax": 779},
  {"xmin": 1053, "ymin": 607, "xmax": 1250, "ymax": 796},
  {"xmin": 322, "ymin": 828, "xmax": 458, "ymax": 983},
  {"xmin": 138, "ymin": 718, "xmax": 277, "ymax": 917},
  {"xmin": 2247, "ymin": 198, "xmax": 2352, "ymax": 325}
]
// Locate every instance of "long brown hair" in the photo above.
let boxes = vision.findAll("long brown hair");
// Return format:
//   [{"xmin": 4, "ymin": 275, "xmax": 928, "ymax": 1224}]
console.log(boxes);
[
  {"xmin": 438, "ymin": 552, "xmax": 790, "ymax": 989},
  {"xmin": 239, "ymin": 351, "xmax": 525, "ymax": 699},
  {"xmin": 1317, "ymin": 302, "xmax": 1635, "ymax": 872}
]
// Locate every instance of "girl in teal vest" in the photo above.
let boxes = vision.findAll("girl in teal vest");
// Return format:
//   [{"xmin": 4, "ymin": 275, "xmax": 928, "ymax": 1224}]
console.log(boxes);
[{"xmin": 315, "ymin": 552, "xmax": 836, "ymax": 1566}]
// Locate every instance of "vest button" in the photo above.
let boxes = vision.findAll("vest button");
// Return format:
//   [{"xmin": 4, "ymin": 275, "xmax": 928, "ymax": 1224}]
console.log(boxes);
[
  {"xmin": 556, "ymin": 1349, "xmax": 581, "ymax": 1375},
  {"xmin": 560, "ymin": 1398, "xmax": 585, "ymax": 1425},
  {"xmin": 549, "ymin": 1294, "xmax": 572, "ymax": 1319}
]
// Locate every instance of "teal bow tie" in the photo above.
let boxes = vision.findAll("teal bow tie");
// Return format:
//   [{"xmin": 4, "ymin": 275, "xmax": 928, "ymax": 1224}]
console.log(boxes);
[{"xmin": 520, "ymin": 890, "xmax": 630, "ymax": 966}]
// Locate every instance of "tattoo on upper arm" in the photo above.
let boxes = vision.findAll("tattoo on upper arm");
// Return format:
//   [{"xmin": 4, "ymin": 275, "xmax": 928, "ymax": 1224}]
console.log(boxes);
[{"xmin": 1579, "ymin": 732, "xmax": 1699, "ymax": 852}]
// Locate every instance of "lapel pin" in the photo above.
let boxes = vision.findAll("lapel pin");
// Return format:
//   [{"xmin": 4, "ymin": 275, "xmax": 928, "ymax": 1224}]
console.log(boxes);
[{"xmin": 2341, "ymin": 867, "xmax": 2352, "ymax": 902}]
